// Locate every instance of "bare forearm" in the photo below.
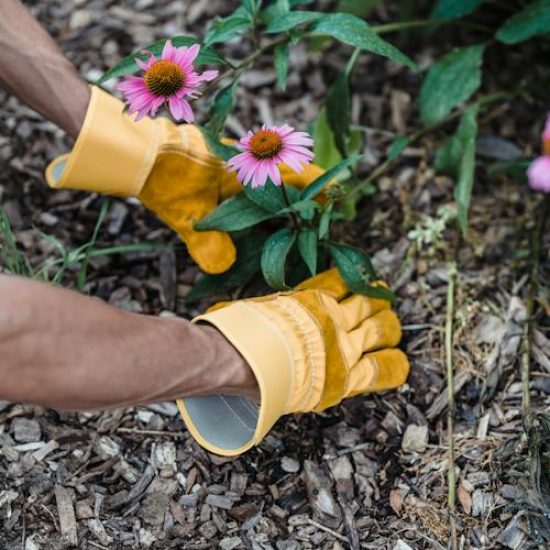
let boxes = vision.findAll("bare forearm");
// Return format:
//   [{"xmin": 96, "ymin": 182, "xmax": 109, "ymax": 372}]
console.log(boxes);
[
  {"xmin": 0, "ymin": 0, "xmax": 90, "ymax": 137},
  {"xmin": 0, "ymin": 275, "xmax": 256, "ymax": 410}
]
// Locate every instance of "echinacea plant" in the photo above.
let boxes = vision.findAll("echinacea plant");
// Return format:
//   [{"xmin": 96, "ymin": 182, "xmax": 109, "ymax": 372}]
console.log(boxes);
[
  {"xmin": 98, "ymin": 0, "xmax": 550, "ymax": 308},
  {"xmin": 98, "ymin": 1, "xmax": 421, "ymax": 302}
]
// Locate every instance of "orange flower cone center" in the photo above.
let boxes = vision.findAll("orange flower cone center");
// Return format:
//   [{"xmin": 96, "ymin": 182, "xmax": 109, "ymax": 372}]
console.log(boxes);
[
  {"xmin": 250, "ymin": 130, "xmax": 284, "ymax": 159},
  {"xmin": 544, "ymin": 137, "xmax": 550, "ymax": 156},
  {"xmin": 145, "ymin": 60, "xmax": 185, "ymax": 97}
]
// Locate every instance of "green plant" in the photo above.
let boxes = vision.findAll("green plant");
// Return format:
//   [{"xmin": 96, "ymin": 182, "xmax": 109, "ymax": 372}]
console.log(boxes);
[
  {"xmin": 100, "ymin": 0, "xmax": 422, "ymax": 300},
  {"xmin": 99, "ymin": 0, "xmax": 549, "ymax": 300},
  {"xmin": 0, "ymin": 203, "xmax": 166, "ymax": 287}
]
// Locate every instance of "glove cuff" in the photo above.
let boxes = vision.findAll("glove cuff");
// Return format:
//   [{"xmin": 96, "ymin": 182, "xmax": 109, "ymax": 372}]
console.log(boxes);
[
  {"xmin": 45, "ymin": 86, "xmax": 161, "ymax": 197},
  {"xmin": 176, "ymin": 302, "xmax": 294, "ymax": 456}
]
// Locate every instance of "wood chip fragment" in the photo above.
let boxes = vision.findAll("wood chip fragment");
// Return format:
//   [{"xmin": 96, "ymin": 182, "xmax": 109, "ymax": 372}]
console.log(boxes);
[
  {"xmin": 401, "ymin": 424, "xmax": 429, "ymax": 453},
  {"xmin": 54, "ymin": 484, "xmax": 78, "ymax": 547},
  {"xmin": 304, "ymin": 460, "xmax": 342, "ymax": 529}
]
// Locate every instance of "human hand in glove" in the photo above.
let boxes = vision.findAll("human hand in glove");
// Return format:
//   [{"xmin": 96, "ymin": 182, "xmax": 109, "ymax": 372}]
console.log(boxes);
[
  {"xmin": 45, "ymin": 86, "xmax": 325, "ymax": 274},
  {"xmin": 177, "ymin": 268, "xmax": 409, "ymax": 456}
]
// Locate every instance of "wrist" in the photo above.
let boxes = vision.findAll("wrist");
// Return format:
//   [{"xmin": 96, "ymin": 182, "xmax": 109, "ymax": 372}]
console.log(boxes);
[
  {"xmin": 160, "ymin": 317, "xmax": 259, "ymax": 402},
  {"xmin": 200, "ymin": 324, "xmax": 260, "ymax": 401}
]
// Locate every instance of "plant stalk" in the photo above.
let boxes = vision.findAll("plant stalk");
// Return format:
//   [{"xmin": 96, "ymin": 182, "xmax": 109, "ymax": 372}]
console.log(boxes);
[
  {"xmin": 280, "ymin": 184, "xmax": 300, "ymax": 232},
  {"xmin": 445, "ymin": 262, "xmax": 458, "ymax": 550}
]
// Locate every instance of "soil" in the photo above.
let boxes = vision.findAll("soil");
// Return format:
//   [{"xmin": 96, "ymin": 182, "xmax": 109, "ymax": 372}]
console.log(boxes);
[{"xmin": 0, "ymin": 1, "xmax": 549, "ymax": 549}]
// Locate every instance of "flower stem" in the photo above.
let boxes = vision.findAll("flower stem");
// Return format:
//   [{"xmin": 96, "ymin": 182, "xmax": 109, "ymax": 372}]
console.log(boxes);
[
  {"xmin": 204, "ymin": 36, "xmax": 289, "ymax": 93},
  {"xmin": 445, "ymin": 262, "xmax": 458, "ymax": 550},
  {"xmin": 281, "ymin": 184, "xmax": 300, "ymax": 232}
]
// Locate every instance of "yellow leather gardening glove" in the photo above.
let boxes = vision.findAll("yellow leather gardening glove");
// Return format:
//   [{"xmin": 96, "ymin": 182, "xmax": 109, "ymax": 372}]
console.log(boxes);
[
  {"xmin": 45, "ymin": 86, "xmax": 326, "ymax": 274},
  {"xmin": 177, "ymin": 268, "xmax": 409, "ymax": 456}
]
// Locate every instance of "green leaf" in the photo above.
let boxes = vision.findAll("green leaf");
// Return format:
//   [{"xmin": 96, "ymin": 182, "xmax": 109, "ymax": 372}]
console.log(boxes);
[
  {"xmin": 434, "ymin": 107, "xmax": 480, "ymax": 233},
  {"xmin": 419, "ymin": 44, "xmax": 484, "ymax": 125},
  {"xmin": 453, "ymin": 106, "xmax": 480, "ymax": 235},
  {"xmin": 388, "ymin": 136, "xmax": 410, "ymax": 161},
  {"xmin": 326, "ymin": 70, "xmax": 351, "ymax": 157},
  {"xmin": 329, "ymin": 243, "xmax": 395, "ymax": 302},
  {"xmin": 319, "ymin": 202, "xmax": 333, "ymax": 239},
  {"xmin": 300, "ymin": 154, "xmax": 361, "ymax": 201},
  {"xmin": 274, "ymin": 43, "xmax": 290, "ymax": 91},
  {"xmin": 242, "ymin": 0, "xmax": 259, "ymax": 17},
  {"xmin": 245, "ymin": 181, "xmax": 300, "ymax": 213},
  {"xmin": 96, "ymin": 37, "xmax": 224, "ymax": 84},
  {"xmin": 496, "ymin": 0, "xmax": 550, "ymax": 44},
  {"xmin": 198, "ymin": 126, "xmax": 240, "ymax": 162},
  {"xmin": 194, "ymin": 193, "xmax": 274, "ymax": 232},
  {"xmin": 298, "ymin": 228, "xmax": 318, "ymax": 276},
  {"xmin": 431, "ymin": 0, "xmax": 484, "ymax": 20},
  {"xmin": 259, "ymin": 0, "xmax": 290, "ymax": 25},
  {"xmin": 261, "ymin": 228, "xmax": 297, "ymax": 289},
  {"xmin": 204, "ymin": 14, "xmax": 253, "ymax": 46},
  {"xmin": 434, "ymin": 131, "xmax": 463, "ymax": 176},
  {"xmin": 205, "ymin": 80, "xmax": 239, "ymax": 138},
  {"xmin": 186, "ymin": 232, "xmax": 266, "ymax": 301},
  {"xmin": 266, "ymin": 11, "xmax": 323, "ymax": 33},
  {"xmin": 313, "ymin": 108, "xmax": 343, "ymax": 169},
  {"xmin": 309, "ymin": 13, "xmax": 416, "ymax": 68}
]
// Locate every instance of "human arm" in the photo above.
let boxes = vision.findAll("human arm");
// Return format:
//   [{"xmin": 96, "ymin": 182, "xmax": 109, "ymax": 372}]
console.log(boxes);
[
  {"xmin": 0, "ymin": 274, "xmax": 258, "ymax": 410},
  {"xmin": 0, "ymin": 0, "xmax": 90, "ymax": 138}
]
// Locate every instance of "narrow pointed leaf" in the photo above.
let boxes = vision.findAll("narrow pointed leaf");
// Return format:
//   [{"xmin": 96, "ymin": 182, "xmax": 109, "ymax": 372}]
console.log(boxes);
[
  {"xmin": 453, "ymin": 106, "xmax": 479, "ymax": 235},
  {"xmin": 326, "ymin": 70, "xmax": 351, "ymax": 157},
  {"xmin": 298, "ymin": 228, "xmax": 318, "ymax": 276},
  {"xmin": 261, "ymin": 228, "xmax": 297, "ymax": 289},
  {"xmin": 204, "ymin": 14, "xmax": 253, "ymax": 46},
  {"xmin": 313, "ymin": 108, "xmax": 343, "ymax": 169},
  {"xmin": 329, "ymin": 242, "xmax": 394, "ymax": 302},
  {"xmin": 274, "ymin": 43, "xmax": 290, "ymax": 91},
  {"xmin": 497, "ymin": 0, "xmax": 550, "ymax": 44},
  {"xmin": 319, "ymin": 202, "xmax": 333, "ymax": 239},
  {"xmin": 309, "ymin": 13, "xmax": 416, "ymax": 68}
]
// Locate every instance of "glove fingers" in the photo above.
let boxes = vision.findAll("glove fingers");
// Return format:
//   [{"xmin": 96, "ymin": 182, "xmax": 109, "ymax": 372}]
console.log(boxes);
[
  {"xmin": 338, "ymin": 294, "xmax": 391, "ymax": 332},
  {"xmin": 348, "ymin": 309, "xmax": 402, "ymax": 353},
  {"xmin": 179, "ymin": 227, "xmax": 237, "ymax": 275},
  {"xmin": 296, "ymin": 268, "xmax": 349, "ymax": 299},
  {"xmin": 346, "ymin": 349, "xmax": 409, "ymax": 397}
]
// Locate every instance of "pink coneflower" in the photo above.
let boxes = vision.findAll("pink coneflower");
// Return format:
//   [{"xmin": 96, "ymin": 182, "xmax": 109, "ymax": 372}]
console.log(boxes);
[
  {"xmin": 116, "ymin": 41, "xmax": 218, "ymax": 122},
  {"xmin": 528, "ymin": 156, "xmax": 550, "ymax": 193},
  {"xmin": 528, "ymin": 114, "xmax": 550, "ymax": 193},
  {"xmin": 227, "ymin": 125, "xmax": 314, "ymax": 188}
]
